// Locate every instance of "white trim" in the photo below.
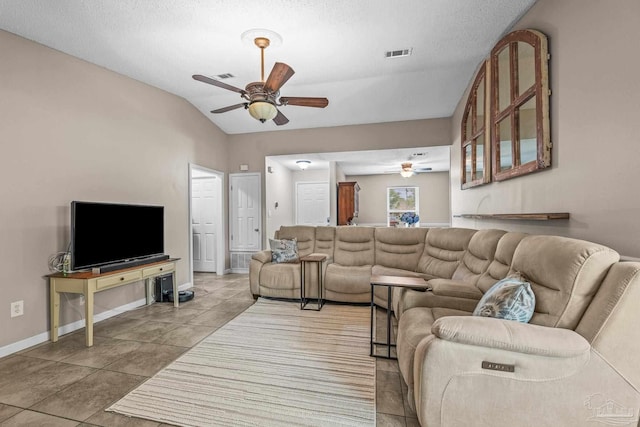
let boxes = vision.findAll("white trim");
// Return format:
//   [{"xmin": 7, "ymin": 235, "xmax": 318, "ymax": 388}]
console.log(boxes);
[
  {"xmin": 230, "ymin": 268, "xmax": 249, "ymax": 274},
  {"xmin": 0, "ymin": 282, "xmax": 192, "ymax": 358},
  {"xmin": 189, "ymin": 164, "xmax": 226, "ymax": 283},
  {"xmin": 229, "ymin": 173, "xmax": 262, "ymax": 252}
]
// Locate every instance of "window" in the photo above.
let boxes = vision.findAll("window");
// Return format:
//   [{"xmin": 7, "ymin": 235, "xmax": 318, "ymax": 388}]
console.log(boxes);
[
  {"xmin": 461, "ymin": 61, "xmax": 491, "ymax": 189},
  {"xmin": 387, "ymin": 187, "xmax": 419, "ymax": 227},
  {"xmin": 491, "ymin": 29, "xmax": 551, "ymax": 181}
]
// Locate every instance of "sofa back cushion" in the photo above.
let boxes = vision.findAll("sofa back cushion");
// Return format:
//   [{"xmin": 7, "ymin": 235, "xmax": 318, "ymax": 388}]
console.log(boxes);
[
  {"xmin": 416, "ymin": 228, "xmax": 477, "ymax": 279},
  {"xmin": 333, "ymin": 226, "xmax": 375, "ymax": 266},
  {"xmin": 375, "ymin": 227, "xmax": 428, "ymax": 272},
  {"xmin": 476, "ymin": 232, "xmax": 529, "ymax": 292},
  {"xmin": 509, "ymin": 235, "xmax": 619, "ymax": 329},
  {"xmin": 451, "ymin": 229, "xmax": 507, "ymax": 284},
  {"xmin": 275, "ymin": 226, "xmax": 316, "ymax": 258},
  {"xmin": 314, "ymin": 226, "xmax": 336, "ymax": 258}
]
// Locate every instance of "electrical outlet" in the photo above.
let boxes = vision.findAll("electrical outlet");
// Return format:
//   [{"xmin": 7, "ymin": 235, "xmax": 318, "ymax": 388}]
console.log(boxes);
[{"xmin": 11, "ymin": 300, "xmax": 24, "ymax": 318}]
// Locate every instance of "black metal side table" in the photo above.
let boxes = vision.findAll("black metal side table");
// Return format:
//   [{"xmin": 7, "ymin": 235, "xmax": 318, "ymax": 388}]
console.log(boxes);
[
  {"xmin": 370, "ymin": 275, "xmax": 429, "ymax": 359},
  {"xmin": 300, "ymin": 254, "xmax": 327, "ymax": 310}
]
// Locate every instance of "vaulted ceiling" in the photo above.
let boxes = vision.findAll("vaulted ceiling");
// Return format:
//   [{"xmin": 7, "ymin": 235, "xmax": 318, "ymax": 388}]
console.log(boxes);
[{"xmin": 0, "ymin": 0, "xmax": 537, "ymax": 135}]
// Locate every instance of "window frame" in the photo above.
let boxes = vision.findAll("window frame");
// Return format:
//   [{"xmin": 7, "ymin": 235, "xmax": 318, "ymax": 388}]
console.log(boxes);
[
  {"xmin": 490, "ymin": 29, "xmax": 551, "ymax": 181},
  {"xmin": 461, "ymin": 61, "xmax": 491, "ymax": 189},
  {"xmin": 386, "ymin": 186, "xmax": 419, "ymax": 227}
]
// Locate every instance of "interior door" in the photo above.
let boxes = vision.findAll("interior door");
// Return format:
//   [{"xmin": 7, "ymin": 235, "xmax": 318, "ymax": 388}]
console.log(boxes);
[
  {"xmin": 192, "ymin": 176, "xmax": 218, "ymax": 272},
  {"xmin": 230, "ymin": 173, "xmax": 262, "ymax": 251},
  {"xmin": 296, "ymin": 181, "xmax": 330, "ymax": 226}
]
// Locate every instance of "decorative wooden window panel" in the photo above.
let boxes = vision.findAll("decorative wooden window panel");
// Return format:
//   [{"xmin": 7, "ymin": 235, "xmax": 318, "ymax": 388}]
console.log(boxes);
[
  {"xmin": 491, "ymin": 29, "xmax": 551, "ymax": 181},
  {"xmin": 461, "ymin": 61, "xmax": 491, "ymax": 189}
]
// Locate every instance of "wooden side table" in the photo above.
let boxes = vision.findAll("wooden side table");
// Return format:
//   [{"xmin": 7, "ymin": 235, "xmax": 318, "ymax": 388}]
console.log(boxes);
[
  {"xmin": 300, "ymin": 254, "xmax": 327, "ymax": 310},
  {"xmin": 47, "ymin": 259, "xmax": 179, "ymax": 347},
  {"xmin": 370, "ymin": 275, "xmax": 429, "ymax": 359}
]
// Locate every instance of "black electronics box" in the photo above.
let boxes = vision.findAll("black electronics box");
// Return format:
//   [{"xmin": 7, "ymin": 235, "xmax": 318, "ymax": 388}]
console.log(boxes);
[{"xmin": 155, "ymin": 274, "xmax": 173, "ymax": 302}]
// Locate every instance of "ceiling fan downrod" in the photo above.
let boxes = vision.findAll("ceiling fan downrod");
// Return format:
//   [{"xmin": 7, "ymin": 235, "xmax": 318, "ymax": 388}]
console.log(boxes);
[{"xmin": 254, "ymin": 37, "xmax": 270, "ymax": 82}]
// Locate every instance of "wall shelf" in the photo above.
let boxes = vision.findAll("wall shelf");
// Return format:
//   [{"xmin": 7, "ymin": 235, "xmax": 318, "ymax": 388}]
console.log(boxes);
[{"xmin": 454, "ymin": 213, "xmax": 570, "ymax": 221}]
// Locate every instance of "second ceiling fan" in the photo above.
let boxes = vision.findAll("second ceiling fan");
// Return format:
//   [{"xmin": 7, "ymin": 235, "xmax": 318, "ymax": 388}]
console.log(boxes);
[{"xmin": 193, "ymin": 37, "xmax": 329, "ymax": 126}]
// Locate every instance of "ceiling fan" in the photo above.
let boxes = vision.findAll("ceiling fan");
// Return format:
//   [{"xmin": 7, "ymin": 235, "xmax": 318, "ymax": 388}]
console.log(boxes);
[
  {"xmin": 384, "ymin": 162, "xmax": 433, "ymax": 177},
  {"xmin": 192, "ymin": 37, "xmax": 329, "ymax": 126}
]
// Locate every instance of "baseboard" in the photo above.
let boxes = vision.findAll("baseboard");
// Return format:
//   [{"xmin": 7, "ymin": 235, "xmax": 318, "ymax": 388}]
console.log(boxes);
[
  {"xmin": 0, "ymin": 282, "xmax": 193, "ymax": 359},
  {"xmin": 230, "ymin": 268, "xmax": 249, "ymax": 274}
]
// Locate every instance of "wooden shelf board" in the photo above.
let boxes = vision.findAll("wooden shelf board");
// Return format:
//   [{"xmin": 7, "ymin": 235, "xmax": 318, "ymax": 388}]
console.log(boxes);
[{"xmin": 454, "ymin": 213, "xmax": 570, "ymax": 221}]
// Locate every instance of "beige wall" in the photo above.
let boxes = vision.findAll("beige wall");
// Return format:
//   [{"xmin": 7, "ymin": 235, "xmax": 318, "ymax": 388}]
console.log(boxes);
[
  {"xmin": 264, "ymin": 158, "xmax": 295, "ymax": 239},
  {"xmin": 450, "ymin": 0, "xmax": 640, "ymax": 257},
  {"xmin": 345, "ymin": 172, "xmax": 450, "ymax": 226},
  {"xmin": 228, "ymin": 118, "xmax": 452, "ymax": 172},
  {"xmin": 0, "ymin": 30, "xmax": 229, "ymax": 350}
]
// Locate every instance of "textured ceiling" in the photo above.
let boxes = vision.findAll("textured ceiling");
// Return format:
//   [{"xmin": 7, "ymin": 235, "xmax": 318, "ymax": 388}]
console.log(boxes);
[{"xmin": 0, "ymin": 0, "xmax": 537, "ymax": 135}]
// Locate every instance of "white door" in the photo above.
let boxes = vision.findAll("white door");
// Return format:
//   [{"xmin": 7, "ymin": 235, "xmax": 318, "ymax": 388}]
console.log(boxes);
[
  {"xmin": 192, "ymin": 177, "xmax": 218, "ymax": 272},
  {"xmin": 296, "ymin": 181, "xmax": 330, "ymax": 226},
  {"xmin": 230, "ymin": 173, "xmax": 261, "ymax": 251}
]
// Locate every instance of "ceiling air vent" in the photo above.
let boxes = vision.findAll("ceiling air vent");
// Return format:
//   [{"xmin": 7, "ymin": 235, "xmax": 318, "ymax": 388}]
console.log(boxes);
[
  {"xmin": 385, "ymin": 48, "xmax": 413, "ymax": 59},
  {"xmin": 216, "ymin": 73, "xmax": 235, "ymax": 79}
]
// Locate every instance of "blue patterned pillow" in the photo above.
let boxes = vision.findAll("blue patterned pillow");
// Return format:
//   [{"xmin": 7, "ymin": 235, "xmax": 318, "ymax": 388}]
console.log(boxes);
[
  {"xmin": 269, "ymin": 238, "xmax": 299, "ymax": 264},
  {"xmin": 473, "ymin": 274, "xmax": 535, "ymax": 323}
]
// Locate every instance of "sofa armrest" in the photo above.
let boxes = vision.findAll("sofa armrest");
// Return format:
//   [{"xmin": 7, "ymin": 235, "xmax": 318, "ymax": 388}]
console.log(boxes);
[
  {"xmin": 251, "ymin": 250, "xmax": 272, "ymax": 264},
  {"xmin": 431, "ymin": 316, "xmax": 590, "ymax": 358},
  {"xmin": 429, "ymin": 279, "xmax": 483, "ymax": 300}
]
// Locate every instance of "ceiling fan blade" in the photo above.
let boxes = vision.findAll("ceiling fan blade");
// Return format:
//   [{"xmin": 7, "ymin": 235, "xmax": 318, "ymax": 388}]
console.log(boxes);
[
  {"xmin": 192, "ymin": 74, "xmax": 247, "ymax": 95},
  {"xmin": 280, "ymin": 97, "xmax": 329, "ymax": 108},
  {"xmin": 273, "ymin": 109, "xmax": 289, "ymax": 126},
  {"xmin": 264, "ymin": 62, "xmax": 295, "ymax": 93},
  {"xmin": 211, "ymin": 103, "xmax": 247, "ymax": 114}
]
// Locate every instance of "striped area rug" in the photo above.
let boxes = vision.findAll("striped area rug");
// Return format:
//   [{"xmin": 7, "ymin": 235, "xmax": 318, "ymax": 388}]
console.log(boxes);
[{"xmin": 108, "ymin": 298, "xmax": 376, "ymax": 426}]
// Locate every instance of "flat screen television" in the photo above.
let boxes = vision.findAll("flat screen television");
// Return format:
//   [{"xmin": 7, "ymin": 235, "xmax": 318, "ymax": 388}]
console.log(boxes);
[{"xmin": 71, "ymin": 201, "xmax": 164, "ymax": 271}]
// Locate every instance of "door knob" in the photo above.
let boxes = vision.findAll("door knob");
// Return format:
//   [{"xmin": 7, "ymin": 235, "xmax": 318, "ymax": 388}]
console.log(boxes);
[{"xmin": 254, "ymin": 228, "xmax": 259, "ymax": 232}]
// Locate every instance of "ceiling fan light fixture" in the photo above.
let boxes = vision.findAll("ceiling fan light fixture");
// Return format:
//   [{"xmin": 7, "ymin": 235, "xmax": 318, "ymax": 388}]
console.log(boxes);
[
  {"xmin": 296, "ymin": 160, "xmax": 311, "ymax": 170},
  {"xmin": 248, "ymin": 101, "xmax": 277, "ymax": 123},
  {"xmin": 400, "ymin": 162, "xmax": 414, "ymax": 177}
]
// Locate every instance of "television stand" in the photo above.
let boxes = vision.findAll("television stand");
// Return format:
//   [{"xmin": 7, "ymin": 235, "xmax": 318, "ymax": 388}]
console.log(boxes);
[{"xmin": 47, "ymin": 258, "xmax": 179, "ymax": 347}]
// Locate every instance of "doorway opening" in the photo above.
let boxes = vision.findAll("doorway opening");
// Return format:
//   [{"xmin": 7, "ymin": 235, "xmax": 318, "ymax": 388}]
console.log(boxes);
[{"xmin": 188, "ymin": 164, "xmax": 225, "ymax": 285}]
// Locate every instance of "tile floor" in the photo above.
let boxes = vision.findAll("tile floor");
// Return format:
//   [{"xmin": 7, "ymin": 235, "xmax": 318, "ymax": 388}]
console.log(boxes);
[{"xmin": 0, "ymin": 273, "xmax": 418, "ymax": 426}]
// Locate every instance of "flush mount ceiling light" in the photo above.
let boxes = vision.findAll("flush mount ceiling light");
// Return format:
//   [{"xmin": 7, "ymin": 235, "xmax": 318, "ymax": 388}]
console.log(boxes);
[{"xmin": 296, "ymin": 160, "xmax": 311, "ymax": 170}]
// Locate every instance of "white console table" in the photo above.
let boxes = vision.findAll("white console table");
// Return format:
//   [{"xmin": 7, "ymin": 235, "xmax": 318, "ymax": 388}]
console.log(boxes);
[{"xmin": 48, "ymin": 258, "xmax": 179, "ymax": 347}]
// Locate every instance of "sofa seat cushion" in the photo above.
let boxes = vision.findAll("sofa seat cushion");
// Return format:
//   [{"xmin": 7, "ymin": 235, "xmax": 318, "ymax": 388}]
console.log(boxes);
[
  {"xmin": 259, "ymin": 262, "xmax": 301, "ymax": 291},
  {"xmin": 397, "ymin": 307, "xmax": 470, "ymax": 389},
  {"xmin": 325, "ymin": 264, "xmax": 372, "ymax": 295}
]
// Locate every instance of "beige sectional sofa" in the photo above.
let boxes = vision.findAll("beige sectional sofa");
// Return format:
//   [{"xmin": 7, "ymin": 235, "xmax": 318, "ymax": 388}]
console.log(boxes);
[{"xmin": 250, "ymin": 225, "xmax": 640, "ymax": 427}]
